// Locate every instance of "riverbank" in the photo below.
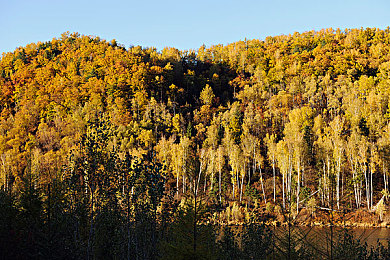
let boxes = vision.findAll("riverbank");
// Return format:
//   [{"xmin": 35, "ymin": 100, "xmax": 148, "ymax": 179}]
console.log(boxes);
[
  {"xmin": 212, "ymin": 202, "xmax": 390, "ymax": 228},
  {"xmin": 267, "ymin": 207, "xmax": 390, "ymax": 228}
]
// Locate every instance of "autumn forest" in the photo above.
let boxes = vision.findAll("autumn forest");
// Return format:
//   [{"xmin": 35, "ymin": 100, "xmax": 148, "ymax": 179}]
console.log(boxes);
[{"xmin": 2, "ymin": 28, "xmax": 390, "ymax": 259}]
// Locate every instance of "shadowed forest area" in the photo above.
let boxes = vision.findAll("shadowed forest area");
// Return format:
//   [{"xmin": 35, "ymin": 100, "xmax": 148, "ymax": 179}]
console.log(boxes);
[{"xmin": 2, "ymin": 28, "xmax": 390, "ymax": 258}]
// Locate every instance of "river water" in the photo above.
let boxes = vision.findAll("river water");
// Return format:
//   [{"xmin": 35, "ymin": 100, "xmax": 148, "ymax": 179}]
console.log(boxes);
[{"xmin": 272, "ymin": 226, "xmax": 390, "ymax": 249}]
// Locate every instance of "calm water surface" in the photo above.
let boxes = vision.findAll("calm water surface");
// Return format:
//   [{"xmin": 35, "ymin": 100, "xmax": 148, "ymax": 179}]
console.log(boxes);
[{"xmin": 272, "ymin": 226, "xmax": 390, "ymax": 248}]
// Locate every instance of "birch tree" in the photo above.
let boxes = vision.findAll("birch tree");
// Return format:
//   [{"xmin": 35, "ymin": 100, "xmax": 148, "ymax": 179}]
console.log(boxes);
[{"xmin": 265, "ymin": 133, "xmax": 278, "ymax": 203}]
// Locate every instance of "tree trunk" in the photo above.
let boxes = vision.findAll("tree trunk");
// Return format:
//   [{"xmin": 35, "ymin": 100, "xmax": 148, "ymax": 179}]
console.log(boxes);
[
  {"xmin": 327, "ymin": 156, "xmax": 330, "ymax": 207},
  {"xmin": 272, "ymin": 158, "xmax": 276, "ymax": 203},
  {"xmin": 336, "ymin": 156, "xmax": 341, "ymax": 210},
  {"xmin": 289, "ymin": 157, "xmax": 293, "ymax": 203},
  {"xmin": 383, "ymin": 161, "xmax": 387, "ymax": 194},
  {"xmin": 282, "ymin": 171, "xmax": 285, "ymax": 209},
  {"xmin": 351, "ymin": 158, "xmax": 359, "ymax": 208},
  {"xmin": 183, "ymin": 175, "xmax": 185, "ymax": 194},
  {"xmin": 370, "ymin": 164, "xmax": 373, "ymax": 209},
  {"xmin": 127, "ymin": 186, "xmax": 131, "ymax": 260},
  {"xmin": 259, "ymin": 164, "xmax": 267, "ymax": 204},
  {"xmin": 296, "ymin": 161, "xmax": 300, "ymax": 215},
  {"xmin": 232, "ymin": 171, "xmax": 235, "ymax": 199},
  {"xmin": 219, "ymin": 167, "xmax": 222, "ymax": 202},
  {"xmin": 87, "ymin": 189, "xmax": 94, "ymax": 260},
  {"xmin": 204, "ymin": 172, "xmax": 207, "ymax": 193},
  {"xmin": 363, "ymin": 162, "xmax": 370, "ymax": 210},
  {"xmin": 240, "ymin": 170, "xmax": 244, "ymax": 202},
  {"xmin": 176, "ymin": 173, "xmax": 179, "ymax": 197},
  {"xmin": 193, "ymin": 191, "xmax": 197, "ymax": 255}
]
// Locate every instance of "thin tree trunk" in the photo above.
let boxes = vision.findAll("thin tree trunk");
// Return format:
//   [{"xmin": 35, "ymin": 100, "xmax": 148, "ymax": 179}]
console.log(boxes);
[
  {"xmin": 297, "ymin": 160, "xmax": 300, "ymax": 215},
  {"xmin": 232, "ymin": 171, "xmax": 235, "ymax": 199},
  {"xmin": 127, "ymin": 186, "xmax": 131, "ymax": 260},
  {"xmin": 327, "ymin": 156, "xmax": 330, "ymax": 207},
  {"xmin": 219, "ymin": 166, "xmax": 222, "ymax": 202},
  {"xmin": 259, "ymin": 164, "xmax": 267, "ymax": 204},
  {"xmin": 383, "ymin": 161, "xmax": 387, "ymax": 193},
  {"xmin": 237, "ymin": 174, "xmax": 239, "ymax": 199},
  {"xmin": 183, "ymin": 175, "xmax": 185, "ymax": 194},
  {"xmin": 210, "ymin": 152, "xmax": 214, "ymax": 192},
  {"xmin": 196, "ymin": 161, "xmax": 202, "ymax": 196},
  {"xmin": 87, "ymin": 189, "xmax": 94, "ymax": 260},
  {"xmin": 204, "ymin": 172, "xmax": 207, "ymax": 193},
  {"xmin": 211, "ymin": 170, "xmax": 214, "ymax": 192},
  {"xmin": 177, "ymin": 173, "xmax": 180, "ymax": 197},
  {"xmin": 193, "ymin": 190, "xmax": 197, "ymax": 255},
  {"xmin": 363, "ymin": 162, "xmax": 370, "ymax": 210},
  {"xmin": 349, "ymin": 156, "xmax": 358, "ymax": 208},
  {"xmin": 370, "ymin": 164, "xmax": 373, "ymax": 209},
  {"xmin": 336, "ymin": 156, "xmax": 341, "ymax": 210},
  {"xmin": 272, "ymin": 157, "xmax": 276, "ymax": 203},
  {"xmin": 322, "ymin": 162, "xmax": 326, "ymax": 206},
  {"xmin": 282, "ymin": 171, "xmax": 285, "ymax": 209},
  {"xmin": 240, "ymin": 170, "xmax": 244, "ymax": 202},
  {"xmin": 288, "ymin": 158, "xmax": 291, "ymax": 202}
]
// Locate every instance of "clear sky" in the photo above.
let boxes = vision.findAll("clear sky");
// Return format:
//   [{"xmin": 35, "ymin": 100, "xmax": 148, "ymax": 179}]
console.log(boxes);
[{"xmin": 1, "ymin": 0, "xmax": 389, "ymax": 54}]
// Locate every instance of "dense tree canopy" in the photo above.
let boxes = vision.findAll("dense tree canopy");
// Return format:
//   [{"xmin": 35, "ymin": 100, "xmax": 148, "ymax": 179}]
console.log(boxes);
[{"xmin": 1, "ymin": 28, "xmax": 390, "ymax": 258}]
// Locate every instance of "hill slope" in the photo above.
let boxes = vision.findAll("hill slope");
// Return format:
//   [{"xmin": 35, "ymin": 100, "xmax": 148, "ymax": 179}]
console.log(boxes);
[{"xmin": 1, "ymin": 28, "xmax": 390, "ymax": 212}]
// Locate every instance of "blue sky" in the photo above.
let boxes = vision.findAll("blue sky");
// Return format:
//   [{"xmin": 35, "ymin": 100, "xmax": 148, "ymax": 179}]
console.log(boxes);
[{"xmin": 1, "ymin": 0, "xmax": 389, "ymax": 54}]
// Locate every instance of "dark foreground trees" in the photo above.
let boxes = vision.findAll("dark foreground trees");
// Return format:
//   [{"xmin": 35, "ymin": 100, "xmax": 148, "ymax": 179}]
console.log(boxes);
[{"xmin": 3, "ymin": 183, "xmax": 389, "ymax": 260}]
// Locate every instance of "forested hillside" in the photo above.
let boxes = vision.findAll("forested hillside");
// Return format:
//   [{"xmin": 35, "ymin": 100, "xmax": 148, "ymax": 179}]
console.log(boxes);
[{"xmin": 2, "ymin": 28, "xmax": 390, "ymax": 258}]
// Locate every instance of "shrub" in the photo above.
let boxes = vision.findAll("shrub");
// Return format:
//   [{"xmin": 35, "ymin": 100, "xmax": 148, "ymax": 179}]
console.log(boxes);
[
  {"xmin": 375, "ymin": 198, "xmax": 386, "ymax": 221},
  {"xmin": 266, "ymin": 202, "xmax": 275, "ymax": 213},
  {"xmin": 307, "ymin": 197, "xmax": 317, "ymax": 216},
  {"xmin": 274, "ymin": 204, "xmax": 282, "ymax": 215}
]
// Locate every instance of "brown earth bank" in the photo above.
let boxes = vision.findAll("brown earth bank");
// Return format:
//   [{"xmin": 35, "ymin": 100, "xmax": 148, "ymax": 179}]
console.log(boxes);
[{"xmin": 292, "ymin": 207, "xmax": 390, "ymax": 228}]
